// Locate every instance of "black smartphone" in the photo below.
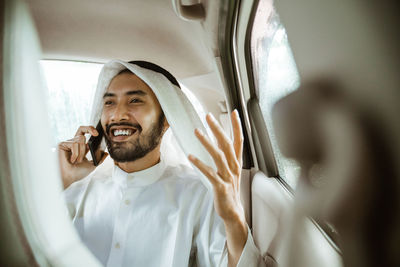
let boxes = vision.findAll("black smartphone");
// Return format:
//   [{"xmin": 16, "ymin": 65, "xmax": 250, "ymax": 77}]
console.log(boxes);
[{"xmin": 88, "ymin": 121, "xmax": 104, "ymax": 166}]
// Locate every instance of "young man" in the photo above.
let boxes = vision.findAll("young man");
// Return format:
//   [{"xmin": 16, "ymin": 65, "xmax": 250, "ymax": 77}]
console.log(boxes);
[{"xmin": 59, "ymin": 60, "xmax": 262, "ymax": 267}]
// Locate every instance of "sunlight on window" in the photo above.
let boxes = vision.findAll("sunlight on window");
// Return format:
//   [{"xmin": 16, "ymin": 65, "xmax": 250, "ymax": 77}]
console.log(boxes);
[
  {"xmin": 251, "ymin": 7, "xmax": 301, "ymax": 188},
  {"xmin": 40, "ymin": 60, "xmax": 103, "ymax": 145}
]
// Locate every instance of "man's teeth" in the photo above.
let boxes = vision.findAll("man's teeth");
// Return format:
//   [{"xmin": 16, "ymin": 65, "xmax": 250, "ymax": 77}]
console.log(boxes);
[{"xmin": 113, "ymin": 129, "xmax": 133, "ymax": 136}]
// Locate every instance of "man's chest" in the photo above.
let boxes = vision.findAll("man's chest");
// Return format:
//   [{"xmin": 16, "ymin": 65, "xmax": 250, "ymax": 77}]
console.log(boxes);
[{"xmin": 74, "ymin": 184, "xmax": 199, "ymax": 265}]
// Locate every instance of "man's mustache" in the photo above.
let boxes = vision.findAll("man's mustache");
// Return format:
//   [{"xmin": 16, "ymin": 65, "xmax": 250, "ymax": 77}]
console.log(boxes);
[{"xmin": 106, "ymin": 122, "xmax": 142, "ymax": 136}]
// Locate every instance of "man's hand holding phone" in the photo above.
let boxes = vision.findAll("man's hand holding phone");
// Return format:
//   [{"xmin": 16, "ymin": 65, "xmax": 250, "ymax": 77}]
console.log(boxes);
[{"xmin": 58, "ymin": 125, "xmax": 108, "ymax": 189}]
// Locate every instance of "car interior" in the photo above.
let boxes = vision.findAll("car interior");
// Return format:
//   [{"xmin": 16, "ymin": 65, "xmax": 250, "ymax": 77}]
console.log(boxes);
[{"xmin": 1, "ymin": 0, "xmax": 399, "ymax": 266}]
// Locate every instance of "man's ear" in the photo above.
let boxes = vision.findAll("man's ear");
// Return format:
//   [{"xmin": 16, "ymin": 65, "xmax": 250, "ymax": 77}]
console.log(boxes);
[{"xmin": 163, "ymin": 117, "xmax": 169, "ymax": 132}]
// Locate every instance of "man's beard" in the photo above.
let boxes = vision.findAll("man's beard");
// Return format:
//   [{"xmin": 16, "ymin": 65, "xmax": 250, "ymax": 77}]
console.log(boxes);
[{"xmin": 104, "ymin": 113, "xmax": 166, "ymax": 163}]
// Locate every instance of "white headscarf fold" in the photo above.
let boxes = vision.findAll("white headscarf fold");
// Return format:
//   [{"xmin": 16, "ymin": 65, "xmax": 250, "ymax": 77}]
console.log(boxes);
[{"xmin": 90, "ymin": 60, "xmax": 214, "ymax": 190}]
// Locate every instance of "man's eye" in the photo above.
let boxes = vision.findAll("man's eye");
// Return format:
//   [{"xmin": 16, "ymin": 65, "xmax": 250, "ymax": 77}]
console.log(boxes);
[
  {"xmin": 104, "ymin": 100, "xmax": 114, "ymax": 105},
  {"xmin": 130, "ymin": 98, "xmax": 142, "ymax": 104}
]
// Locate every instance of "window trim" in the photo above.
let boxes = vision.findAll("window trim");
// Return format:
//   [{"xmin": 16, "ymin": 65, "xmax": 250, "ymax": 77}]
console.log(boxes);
[
  {"xmin": 218, "ymin": 0, "xmax": 254, "ymax": 169},
  {"xmin": 230, "ymin": 0, "xmax": 279, "ymax": 177}
]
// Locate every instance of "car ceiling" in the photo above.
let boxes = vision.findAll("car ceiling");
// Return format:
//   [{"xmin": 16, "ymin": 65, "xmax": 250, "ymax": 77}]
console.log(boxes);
[{"xmin": 26, "ymin": 0, "xmax": 220, "ymax": 79}]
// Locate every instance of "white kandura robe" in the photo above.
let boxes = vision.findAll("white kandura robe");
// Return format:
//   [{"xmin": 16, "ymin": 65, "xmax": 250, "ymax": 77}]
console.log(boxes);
[{"xmin": 64, "ymin": 158, "xmax": 262, "ymax": 267}]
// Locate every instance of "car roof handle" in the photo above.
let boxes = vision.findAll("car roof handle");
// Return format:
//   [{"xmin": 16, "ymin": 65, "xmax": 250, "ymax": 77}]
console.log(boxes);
[{"xmin": 172, "ymin": 0, "xmax": 205, "ymax": 21}]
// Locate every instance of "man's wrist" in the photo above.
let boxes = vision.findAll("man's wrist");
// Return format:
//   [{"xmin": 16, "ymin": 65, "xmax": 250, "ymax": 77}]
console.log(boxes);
[
  {"xmin": 223, "ymin": 213, "xmax": 248, "ymax": 267},
  {"xmin": 223, "ymin": 215, "xmax": 248, "ymax": 245},
  {"xmin": 223, "ymin": 208, "xmax": 247, "ymax": 228}
]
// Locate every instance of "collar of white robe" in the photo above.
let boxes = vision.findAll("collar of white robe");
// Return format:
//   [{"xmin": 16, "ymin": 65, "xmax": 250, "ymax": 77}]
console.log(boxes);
[
  {"xmin": 112, "ymin": 159, "xmax": 166, "ymax": 188},
  {"xmin": 89, "ymin": 59, "xmax": 214, "ymax": 190}
]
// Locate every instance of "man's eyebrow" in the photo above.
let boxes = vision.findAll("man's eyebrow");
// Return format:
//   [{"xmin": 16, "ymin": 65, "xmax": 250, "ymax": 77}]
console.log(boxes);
[
  {"xmin": 126, "ymin": 90, "xmax": 147, "ymax": 96},
  {"xmin": 103, "ymin": 92, "xmax": 115, "ymax": 98},
  {"xmin": 103, "ymin": 90, "xmax": 147, "ymax": 98}
]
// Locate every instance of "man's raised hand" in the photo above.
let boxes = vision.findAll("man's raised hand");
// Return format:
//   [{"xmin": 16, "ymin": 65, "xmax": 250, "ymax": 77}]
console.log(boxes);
[
  {"xmin": 188, "ymin": 110, "xmax": 247, "ymax": 267},
  {"xmin": 58, "ymin": 126, "xmax": 108, "ymax": 189}
]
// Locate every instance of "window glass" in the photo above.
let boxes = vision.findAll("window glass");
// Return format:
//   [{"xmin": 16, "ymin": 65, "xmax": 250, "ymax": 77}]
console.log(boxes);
[
  {"xmin": 251, "ymin": 3, "xmax": 301, "ymax": 188},
  {"xmin": 40, "ymin": 60, "xmax": 207, "ymax": 146},
  {"xmin": 40, "ymin": 60, "xmax": 103, "ymax": 146}
]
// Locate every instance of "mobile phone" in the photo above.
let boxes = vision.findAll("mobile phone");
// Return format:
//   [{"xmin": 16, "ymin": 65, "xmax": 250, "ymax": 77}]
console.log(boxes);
[{"xmin": 88, "ymin": 121, "xmax": 104, "ymax": 166}]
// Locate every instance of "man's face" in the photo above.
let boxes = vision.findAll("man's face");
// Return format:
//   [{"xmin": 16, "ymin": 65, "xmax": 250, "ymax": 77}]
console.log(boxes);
[{"xmin": 100, "ymin": 72, "xmax": 167, "ymax": 162}]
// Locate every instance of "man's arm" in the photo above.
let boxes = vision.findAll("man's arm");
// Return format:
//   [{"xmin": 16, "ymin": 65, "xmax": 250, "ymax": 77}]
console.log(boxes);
[{"xmin": 188, "ymin": 110, "xmax": 249, "ymax": 267}]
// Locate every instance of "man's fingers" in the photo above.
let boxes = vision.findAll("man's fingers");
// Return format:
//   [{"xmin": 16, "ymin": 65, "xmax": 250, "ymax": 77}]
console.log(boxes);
[
  {"xmin": 59, "ymin": 141, "xmax": 73, "ymax": 152},
  {"xmin": 59, "ymin": 125, "xmax": 98, "ymax": 165},
  {"xmin": 188, "ymin": 154, "xmax": 220, "ymax": 186},
  {"xmin": 58, "ymin": 142, "xmax": 72, "ymax": 165},
  {"xmin": 71, "ymin": 142, "xmax": 79, "ymax": 163},
  {"xmin": 205, "ymin": 113, "xmax": 240, "ymax": 174},
  {"xmin": 194, "ymin": 128, "xmax": 232, "ymax": 179},
  {"xmin": 77, "ymin": 135, "xmax": 87, "ymax": 163},
  {"xmin": 75, "ymin": 125, "xmax": 98, "ymax": 137},
  {"xmin": 64, "ymin": 135, "xmax": 87, "ymax": 163},
  {"xmin": 59, "ymin": 139, "xmax": 84, "ymax": 164},
  {"xmin": 232, "ymin": 110, "xmax": 244, "ymax": 167}
]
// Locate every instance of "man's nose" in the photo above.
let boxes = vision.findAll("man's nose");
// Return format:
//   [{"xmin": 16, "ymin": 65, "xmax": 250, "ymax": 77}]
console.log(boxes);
[{"xmin": 110, "ymin": 103, "xmax": 129, "ymax": 122}]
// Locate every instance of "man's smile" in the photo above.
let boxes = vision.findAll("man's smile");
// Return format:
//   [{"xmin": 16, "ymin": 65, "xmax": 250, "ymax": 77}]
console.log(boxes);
[
  {"xmin": 113, "ymin": 129, "xmax": 134, "ymax": 136},
  {"xmin": 108, "ymin": 125, "xmax": 140, "ymax": 142}
]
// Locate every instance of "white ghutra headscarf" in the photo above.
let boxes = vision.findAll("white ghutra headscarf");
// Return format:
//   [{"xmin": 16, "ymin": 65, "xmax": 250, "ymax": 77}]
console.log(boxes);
[{"xmin": 89, "ymin": 59, "xmax": 214, "ymax": 190}]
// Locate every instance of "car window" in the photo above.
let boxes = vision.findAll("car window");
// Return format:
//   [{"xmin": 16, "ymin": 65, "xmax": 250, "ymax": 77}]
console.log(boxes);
[
  {"xmin": 40, "ymin": 60, "xmax": 102, "ymax": 145},
  {"xmin": 251, "ymin": 3, "xmax": 301, "ymax": 188},
  {"xmin": 248, "ymin": 2, "xmax": 341, "ymax": 245}
]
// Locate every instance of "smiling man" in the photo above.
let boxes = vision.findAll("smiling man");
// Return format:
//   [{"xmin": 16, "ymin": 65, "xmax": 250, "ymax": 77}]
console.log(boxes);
[
  {"xmin": 101, "ymin": 70, "xmax": 167, "ymax": 172},
  {"xmin": 59, "ymin": 60, "xmax": 261, "ymax": 267}
]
